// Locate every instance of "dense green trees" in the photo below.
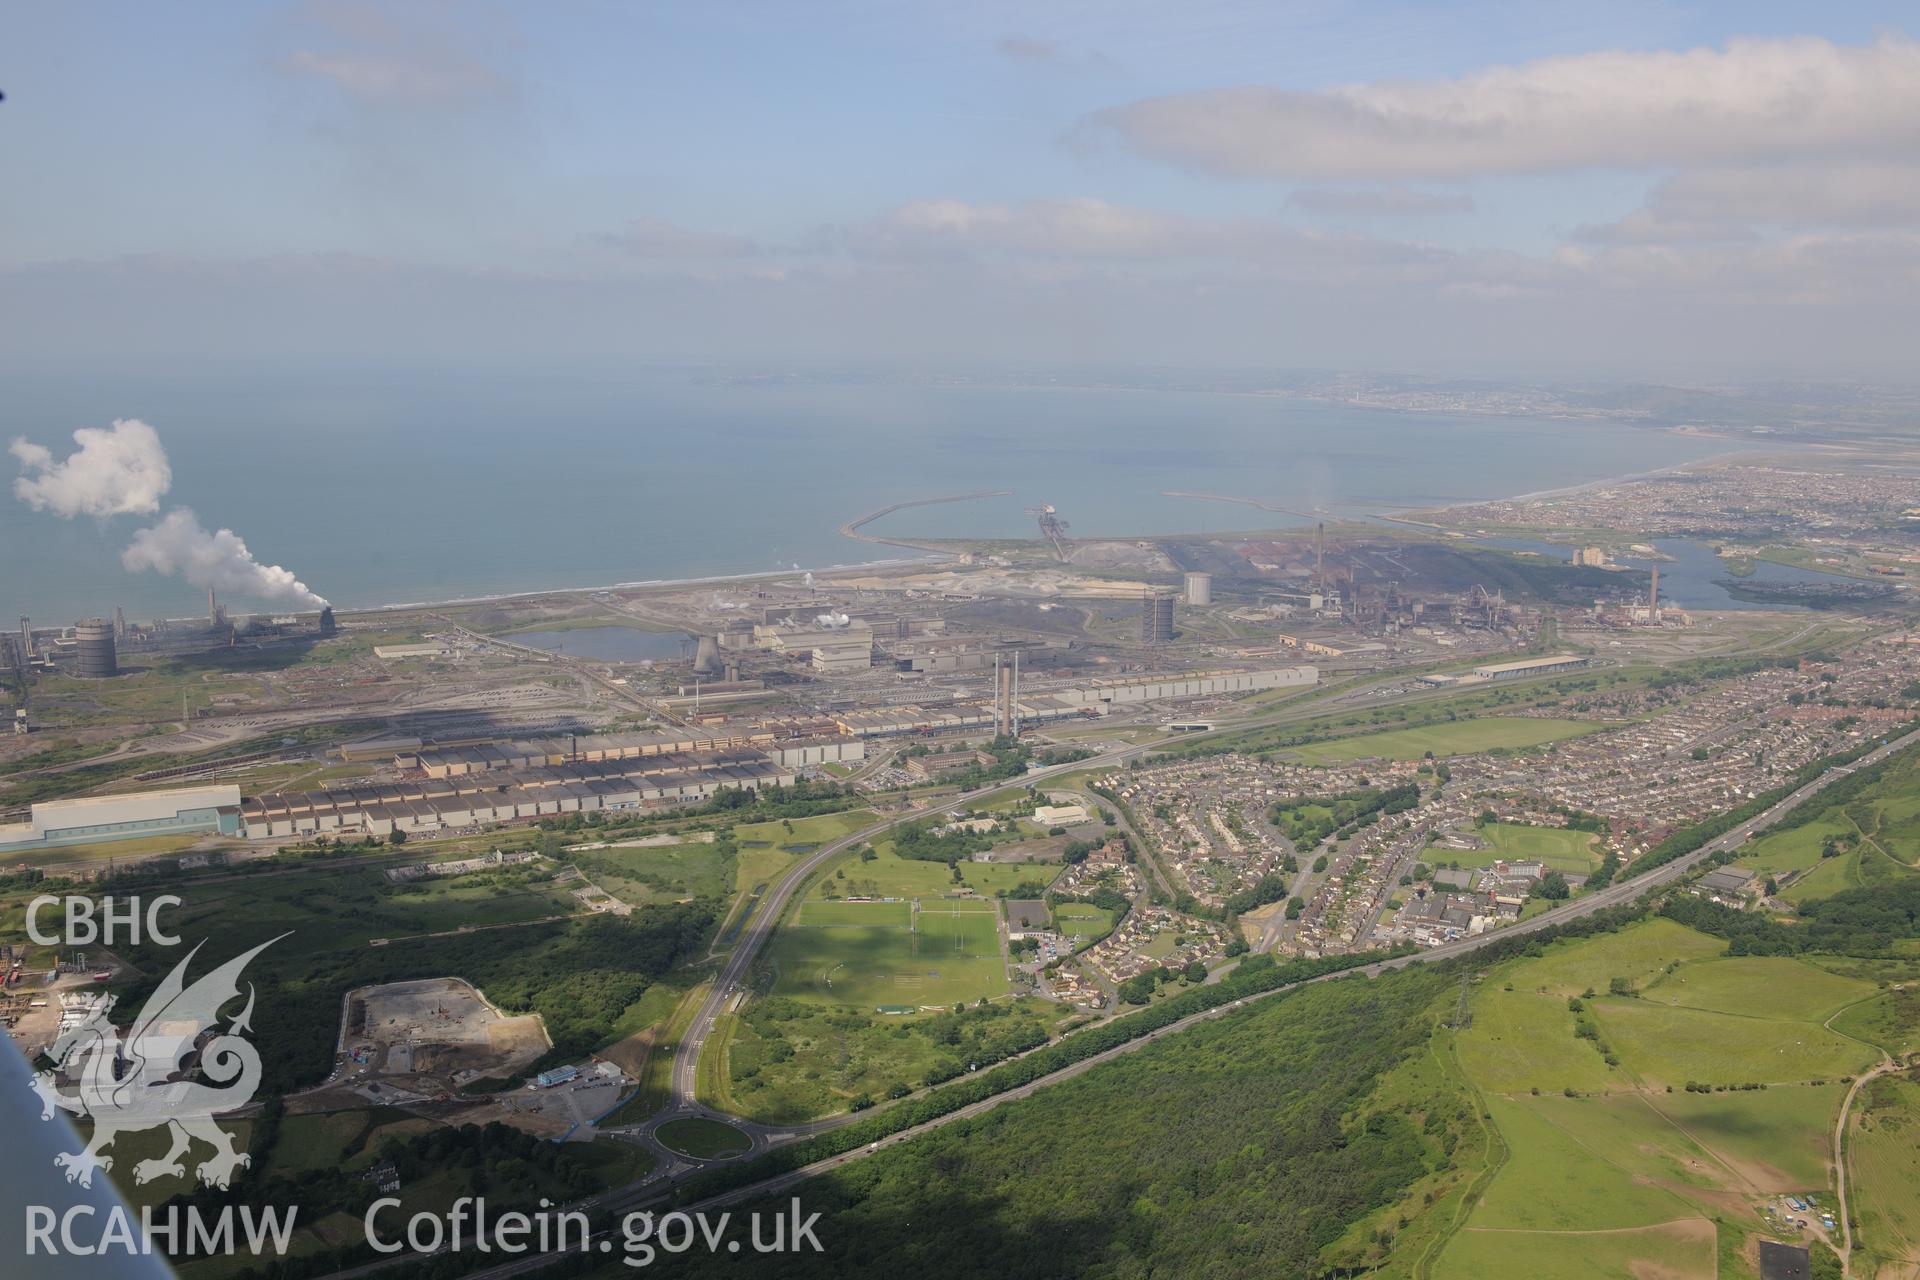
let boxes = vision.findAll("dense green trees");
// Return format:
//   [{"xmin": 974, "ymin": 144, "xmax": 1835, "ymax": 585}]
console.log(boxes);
[
  {"xmin": 114, "ymin": 901, "xmax": 714, "ymax": 1092},
  {"xmin": 669, "ymin": 964, "xmax": 1458, "ymax": 1279},
  {"xmin": 1270, "ymin": 783, "xmax": 1421, "ymax": 847},
  {"xmin": 1662, "ymin": 879, "xmax": 1920, "ymax": 956}
]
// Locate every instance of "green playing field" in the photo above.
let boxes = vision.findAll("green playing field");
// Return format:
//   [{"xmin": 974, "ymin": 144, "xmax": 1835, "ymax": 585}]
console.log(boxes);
[{"xmin": 770, "ymin": 898, "xmax": 1007, "ymax": 1009}]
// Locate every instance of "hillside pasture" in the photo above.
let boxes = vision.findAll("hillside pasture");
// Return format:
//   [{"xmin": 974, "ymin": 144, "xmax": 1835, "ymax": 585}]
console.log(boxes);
[
  {"xmin": 1640, "ymin": 955, "xmax": 1877, "ymax": 1025},
  {"xmin": 1592, "ymin": 998, "xmax": 1876, "ymax": 1089}
]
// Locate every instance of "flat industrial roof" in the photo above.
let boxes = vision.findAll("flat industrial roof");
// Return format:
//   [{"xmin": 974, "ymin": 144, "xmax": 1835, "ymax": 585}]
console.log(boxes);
[{"xmin": 1471, "ymin": 654, "xmax": 1589, "ymax": 675}]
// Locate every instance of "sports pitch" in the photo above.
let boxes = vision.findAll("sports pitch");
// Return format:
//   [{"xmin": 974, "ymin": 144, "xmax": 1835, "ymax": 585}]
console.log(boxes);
[
  {"xmin": 772, "ymin": 898, "xmax": 1008, "ymax": 1009},
  {"xmin": 1476, "ymin": 822, "xmax": 1600, "ymax": 873}
]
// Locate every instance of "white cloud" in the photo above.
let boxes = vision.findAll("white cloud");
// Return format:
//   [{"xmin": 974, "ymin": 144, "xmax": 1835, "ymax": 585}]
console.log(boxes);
[
  {"xmin": 10, "ymin": 418, "xmax": 172, "ymax": 518},
  {"xmin": 1288, "ymin": 186, "xmax": 1474, "ymax": 216},
  {"xmin": 1091, "ymin": 34, "xmax": 1920, "ymax": 179}
]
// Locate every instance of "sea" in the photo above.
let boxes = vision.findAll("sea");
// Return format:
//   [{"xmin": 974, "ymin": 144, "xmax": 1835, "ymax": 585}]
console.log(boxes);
[{"xmin": 1, "ymin": 373, "xmax": 1739, "ymax": 622}]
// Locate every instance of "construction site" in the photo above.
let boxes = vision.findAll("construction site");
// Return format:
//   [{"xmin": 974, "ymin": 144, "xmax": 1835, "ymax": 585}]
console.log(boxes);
[{"xmin": 332, "ymin": 977, "xmax": 551, "ymax": 1099}]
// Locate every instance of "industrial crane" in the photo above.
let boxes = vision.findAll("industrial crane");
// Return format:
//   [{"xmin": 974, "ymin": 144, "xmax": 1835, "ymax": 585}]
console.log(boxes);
[{"xmin": 1025, "ymin": 505, "xmax": 1071, "ymax": 560}]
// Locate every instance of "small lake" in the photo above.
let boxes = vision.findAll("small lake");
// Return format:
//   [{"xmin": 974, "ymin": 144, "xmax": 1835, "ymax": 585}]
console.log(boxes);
[
  {"xmin": 1479, "ymin": 537, "xmax": 1853, "ymax": 611},
  {"xmin": 510, "ymin": 626, "xmax": 693, "ymax": 661}
]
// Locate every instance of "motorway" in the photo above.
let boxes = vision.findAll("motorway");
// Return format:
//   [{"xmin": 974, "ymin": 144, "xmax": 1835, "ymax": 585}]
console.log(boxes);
[
  {"xmin": 660, "ymin": 667, "xmax": 1420, "ymax": 1119},
  {"xmin": 322, "ymin": 719, "xmax": 1920, "ymax": 1280},
  {"xmin": 381, "ymin": 721, "xmax": 1920, "ymax": 1280},
  {"xmin": 670, "ymin": 723, "xmax": 1920, "ymax": 1215}
]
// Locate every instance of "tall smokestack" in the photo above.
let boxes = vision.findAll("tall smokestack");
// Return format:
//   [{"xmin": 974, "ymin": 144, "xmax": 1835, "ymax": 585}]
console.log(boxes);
[
  {"xmin": 1315, "ymin": 522, "xmax": 1325, "ymax": 593},
  {"xmin": 1011, "ymin": 650, "xmax": 1021, "ymax": 737},
  {"xmin": 1650, "ymin": 566, "xmax": 1659, "ymax": 616},
  {"xmin": 208, "ymin": 585, "xmax": 217, "ymax": 625},
  {"xmin": 997, "ymin": 654, "xmax": 1013, "ymax": 737}
]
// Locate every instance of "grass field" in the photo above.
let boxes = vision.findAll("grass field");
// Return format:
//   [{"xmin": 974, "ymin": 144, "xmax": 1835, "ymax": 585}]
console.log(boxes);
[
  {"xmin": 1442, "ymin": 920, "xmax": 1859, "ymax": 1277},
  {"xmin": 655, "ymin": 1117, "xmax": 751, "ymax": 1160},
  {"xmin": 1653, "ymin": 1083, "xmax": 1844, "ymax": 1191},
  {"xmin": 1593, "ymin": 997, "xmax": 1877, "ymax": 1088},
  {"xmin": 571, "ymin": 839, "xmax": 733, "ymax": 904},
  {"xmin": 1743, "ymin": 749, "xmax": 1920, "ymax": 900},
  {"xmin": 1052, "ymin": 902, "xmax": 1117, "ymax": 942},
  {"xmin": 1454, "ymin": 920, "xmax": 1726, "ymax": 1096},
  {"xmin": 814, "ymin": 831, "xmax": 1055, "ymax": 901},
  {"xmin": 1781, "ymin": 836, "xmax": 1920, "ymax": 904},
  {"xmin": 1850, "ymin": 1074, "xmax": 1920, "ymax": 1266},
  {"xmin": 1735, "ymin": 813, "xmax": 1857, "ymax": 877},
  {"xmin": 1435, "ymin": 1219, "xmax": 1717, "ymax": 1280},
  {"xmin": 1466, "ymin": 1095, "xmax": 1700, "ymax": 1232},
  {"xmin": 792, "ymin": 899, "xmax": 912, "ymax": 928},
  {"xmin": 1829, "ymin": 985, "xmax": 1920, "ymax": 1057},
  {"xmin": 1476, "ymin": 822, "xmax": 1600, "ymax": 874},
  {"xmin": 1640, "ymin": 955, "xmax": 1877, "ymax": 1024},
  {"xmin": 769, "ymin": 897, "xmax": 1007, "ymax": 1009},
  {"xmin": 1286, "ymin": 716, "xmax": 1602, "ymax": 763},
  {"xmin": 710, "ymin": 810, "xmax": 879, "ymax": 939}
]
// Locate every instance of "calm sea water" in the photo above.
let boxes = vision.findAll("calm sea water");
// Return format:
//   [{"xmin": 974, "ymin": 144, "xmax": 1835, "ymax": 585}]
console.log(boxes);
[{"xmin": 2, "ymin": 374, "xmax": 1730, "ymax": 621}]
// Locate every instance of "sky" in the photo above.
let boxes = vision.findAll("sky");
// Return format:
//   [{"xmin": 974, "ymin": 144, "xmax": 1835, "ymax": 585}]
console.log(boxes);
[{"xmin": 5, "ymin": 1, "xmax": 1920, "ymax": 380}]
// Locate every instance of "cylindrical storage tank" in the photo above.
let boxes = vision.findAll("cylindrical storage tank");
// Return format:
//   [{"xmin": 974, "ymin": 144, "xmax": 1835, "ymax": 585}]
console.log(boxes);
[
  {"xmin": 1184, "ymin": 572, "xmax": 1213, "ymax": 606},
  {"xmin": 73, "ymin": 618, "xmax": 118, "ymax": 678}
]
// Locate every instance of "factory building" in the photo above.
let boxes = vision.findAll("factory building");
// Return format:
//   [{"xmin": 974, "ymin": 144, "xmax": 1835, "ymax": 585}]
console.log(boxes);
[
  {"xmin": 763, "ymin": 737, "xmax": 867, "ymax": 768},
  {"xmin": 373, "ymin": 642, "xmax": 455, "ymax": 661},
  {"xmin": 1276, "ymin": 636, "xmax": 1390, "ymax": 659},
  {"xmin": 833, "ymin": 704, "xmax": 1000, "ymax": 737},
  {"xmin": 240, "ymin": 750, "xmax": 798, "ymax": 839},
  {"xmin": 827, "ymin": 668, "xmax": 1319, "ymax": 738},
  {"xmin": 809, "ymin": 636, "xmax": 875, "ymax": 673},
  {"xmin": 1140, "ymin": 594, "xmax": 1175, "ymax": 644},
  {"xmin": 1470, "ymin": 654, "xmax": 1592, "ymax": 680},
  {"xmin": 889, "ymin": 636, "xmax": 1060, "ymax": 674},
  {"xmin": 1052, "ymin": 667, "xmax": 1317, "ymax": 707},
  {"xmin": 73, "ymin": 619, "xmax": 118, "ymax": 678},
  {"xmin": 406, "ymin": 724, "xmax": 846, "ymax": 777},
  {"xmin": 1184, "ymin": 572, "xmax": 1213, "ymax": 606},
  {"xmin": 0, "ymin": 785, "xmax": 243, "ymax": 855}
]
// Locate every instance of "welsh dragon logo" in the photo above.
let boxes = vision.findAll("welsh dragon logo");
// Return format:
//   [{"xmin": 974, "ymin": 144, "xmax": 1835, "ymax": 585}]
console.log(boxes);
[{"xmin": 30, "ymin": 936, "xmax": 283, "ymax": 1190}]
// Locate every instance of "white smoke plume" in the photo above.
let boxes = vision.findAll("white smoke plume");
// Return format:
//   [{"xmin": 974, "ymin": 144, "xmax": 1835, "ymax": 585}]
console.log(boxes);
[
  {"xmin": 9, "ymin": 418, "xmax": 173, "ymax": 517},
  {"xmin": 12, "ymin": 417, "xmax": 329, "ymax": 610},
  {"xmin": 121, "ymin": 509, "xmax": 330, "ymax": 609}
]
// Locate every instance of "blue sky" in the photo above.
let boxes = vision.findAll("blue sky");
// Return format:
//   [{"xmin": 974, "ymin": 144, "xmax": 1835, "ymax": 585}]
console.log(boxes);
[{"xmin": 5, "ymin": 1, "xmax": 1920, "ymax": 376}]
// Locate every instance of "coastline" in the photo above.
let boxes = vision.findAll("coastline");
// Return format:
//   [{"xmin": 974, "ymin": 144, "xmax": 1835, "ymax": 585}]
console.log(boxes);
[
  {"xmin": 95, "ymin": 437, "xmax": 1801, "ymax": 626},
  {"xmin": 1366, "ymin": 443, "xmax": 1771, "ymax": 531},
  {"xmin": 358, "ymin": 551, "xmax": 951, "ymax": 615}
]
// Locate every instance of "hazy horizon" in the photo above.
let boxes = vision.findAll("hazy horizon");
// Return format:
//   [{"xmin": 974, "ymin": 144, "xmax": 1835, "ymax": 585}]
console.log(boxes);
[{"xmin": 7, "ymin": 3, "xmax": 1920, "ymax": 381}]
